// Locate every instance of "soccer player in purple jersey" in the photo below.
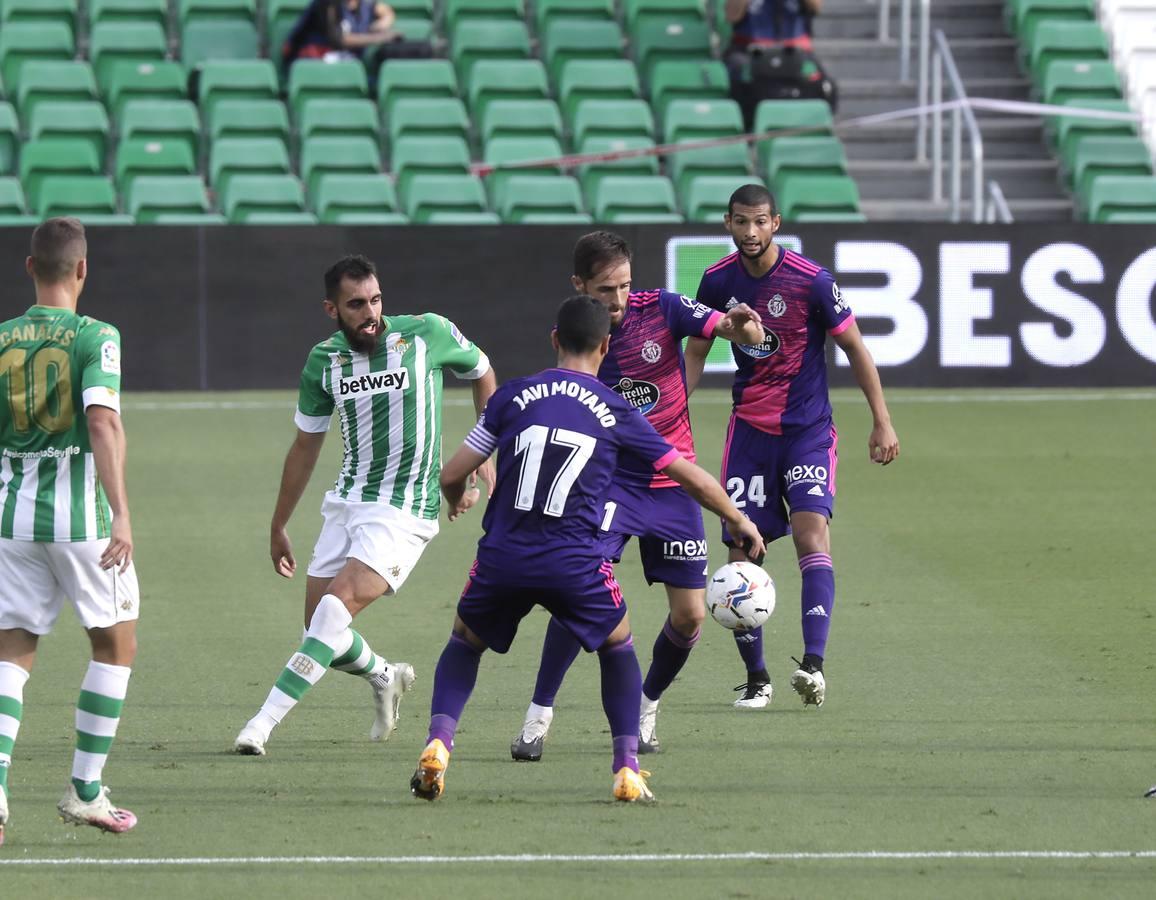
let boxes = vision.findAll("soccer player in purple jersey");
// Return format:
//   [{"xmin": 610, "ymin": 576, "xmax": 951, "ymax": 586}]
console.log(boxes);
[
  {"xmin": 410, "ymin": 296, "xmax": 765, "ymax": 803},
  {"xmin": 687, "ymin": 184, "xmax": 900, "ymax": 710},
  {"xmin": 510, "ymin": 232, "xmax": 765, "ymax": 761}
]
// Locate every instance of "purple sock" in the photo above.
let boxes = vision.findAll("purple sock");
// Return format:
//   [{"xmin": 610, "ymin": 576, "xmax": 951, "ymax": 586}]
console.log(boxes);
[
  {"xmin": 530, "ymin": 617, "xmax": 583, "ymax": 707},
  {"xmin": 427, "ymin": 633, "xmax": 483, "ymax": 750},
  {"xmin": 598, "ymin": 637, "xmax": 642, "ymax": 773},
  {"xmin": 733, "ymin": 626, "xmax": 766, "ymax": 675},
  {"xmin": 799, "ymin": 553, "xmax": 835, "ymax": 658},
  {"xmin": 641, "ymin": 616, "xmax": 700, "ymax": 701}
]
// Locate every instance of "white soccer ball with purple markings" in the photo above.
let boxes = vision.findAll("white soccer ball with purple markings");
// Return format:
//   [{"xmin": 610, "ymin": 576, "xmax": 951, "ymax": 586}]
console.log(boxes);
[{"xmin": 706, "ymin": 562, "xmax": 776, "ymax": 631}]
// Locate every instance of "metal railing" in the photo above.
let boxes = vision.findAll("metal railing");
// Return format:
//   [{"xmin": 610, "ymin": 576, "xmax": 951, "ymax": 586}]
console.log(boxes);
[
  {"xmin": 985, "ymin": 181, "xmax": 1014, "ymax": 223},
  {"xmin": 878, "ymin": 0, "xmax": 931, "ymax": 88},
  {"xmin": 931, "ymin": 29, "xmax": 985, "ymax": 223}
]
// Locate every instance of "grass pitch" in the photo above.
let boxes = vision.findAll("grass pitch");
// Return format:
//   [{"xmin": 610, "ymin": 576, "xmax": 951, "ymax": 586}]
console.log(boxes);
[{"xmin": 1, "ymin": 388, "xmax": 1153, "ymax": 898}]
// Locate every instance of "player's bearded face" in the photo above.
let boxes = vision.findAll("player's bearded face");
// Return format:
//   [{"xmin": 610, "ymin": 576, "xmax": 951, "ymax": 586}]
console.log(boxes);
[
  {"xmin": 727, "ymin": 205, "xmax": 779, "ymax": 260},
  {"xmin": 333, "ymin": 279, "xmax": 384, "ymax": 353},
  {"xmin": 576, "ymin": 259, "xmax": 632, "ymax": 328}
]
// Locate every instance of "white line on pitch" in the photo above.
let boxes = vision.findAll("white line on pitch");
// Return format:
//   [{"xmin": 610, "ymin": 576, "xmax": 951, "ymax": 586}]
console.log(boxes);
[{"xmin": 1, "ymin": 850, "xmax": 1154, "ymax": 866}]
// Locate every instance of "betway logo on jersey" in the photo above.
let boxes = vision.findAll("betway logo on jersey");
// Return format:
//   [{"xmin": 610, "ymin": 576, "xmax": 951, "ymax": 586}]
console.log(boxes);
[
  {"xmin": 613, "ymin": 377, "xmax": 660, "ymax": 415},
  {"xmin": 783, "ymin": 464, "xmax": 828, "ymax": 488},
  {"xmin": 739, "ymin": 330, "xmax": 781, "ymax": 359},
  {"xmin": 338, "ymin": 368, "xmax": 409, "ymax": 397}
]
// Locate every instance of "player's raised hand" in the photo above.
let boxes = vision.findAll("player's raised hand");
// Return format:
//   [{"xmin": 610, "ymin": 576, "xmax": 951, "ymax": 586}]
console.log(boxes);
[
  {"xmin": 270, "ymin": 526, "xmax": 296, "ymax": 578},
  {"xmin": 448, "ymin": 475, "xmax": 481, "ymax": 522},
  {"xmin": 100, "ymin": 516, "xmax": 133, "ymax": 573},
  {"xmin": 869, "ymin": 421, "xmax": 900, "ymax": 465},
  {"xmin": 718, "ymin": 303, "xmax": 765, "ymax": 344},
  {"xmin": 474, "ymin": 457, "xmax": 496, "ymax": 498},
  {"xmin": 732, "ymin": 515, "xmax": 766, "ymax": 563}
]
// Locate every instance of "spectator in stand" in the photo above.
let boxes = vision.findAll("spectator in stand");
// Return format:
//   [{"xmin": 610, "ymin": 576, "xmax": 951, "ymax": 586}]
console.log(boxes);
[
  {"xmin": 283, "ymin": 0, "xmax": 430, "ymax": 76},
  {"xmin": 724, "ymin": 0, "xmax": 837, "ymax": 130}
]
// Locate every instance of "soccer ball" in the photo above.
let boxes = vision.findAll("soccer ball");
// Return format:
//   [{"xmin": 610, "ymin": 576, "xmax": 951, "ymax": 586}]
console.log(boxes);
[{"xmin": 705, "ymin": 561, "xmax": 776, "ymax": 631}]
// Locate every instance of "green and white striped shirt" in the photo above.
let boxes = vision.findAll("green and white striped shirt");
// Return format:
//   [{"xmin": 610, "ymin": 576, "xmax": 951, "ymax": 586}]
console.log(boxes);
[
  {"xmin": 295, "ymin": 313, "xmax": 489, "ymax": 519},
  {"xmin": 0, "ymin": 306, "xmax": 122, "ymax": 542}
]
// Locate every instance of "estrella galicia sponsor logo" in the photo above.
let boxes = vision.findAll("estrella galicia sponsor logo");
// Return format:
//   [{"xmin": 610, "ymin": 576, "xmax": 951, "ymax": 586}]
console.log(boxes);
[
  {"xmin": 739, "ymin": 330, "xmax": 781, "ymax": 359},
  {"xmin": 613, "ymin": 377, "xmax": 660, "ymax": 414},
  {"xmin": 338, "ymin": 368, "xmax": 409, "ymax": 397},
  {"xmin": 784, "ymin": 464, "xmax": 828, "ymax": 489},
  {"xmin": 663, "ymin": 538, "xmax": 709, "ymax": 561}
]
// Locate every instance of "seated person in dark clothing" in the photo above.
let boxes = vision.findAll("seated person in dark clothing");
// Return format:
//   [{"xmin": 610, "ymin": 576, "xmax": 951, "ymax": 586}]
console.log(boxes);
[
  {"xmin": 283, "ymin": 0, "xmax": 402, "ymax": 66},
  {"xmin": 724, "ymin": 0, "xmax": 837, "ymax": 129}
]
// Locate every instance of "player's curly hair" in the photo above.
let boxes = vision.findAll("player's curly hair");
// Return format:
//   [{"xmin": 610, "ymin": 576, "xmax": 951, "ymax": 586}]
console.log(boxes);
[
  {"xmin": 30, "ymin": 217, "xmax": 86, "ymax": 284},
  {"xmin": 728, "ymin": 184, "xmax": 779, "ymax": 217},
  {"xmin": 555, "ymin": 295, "xmax": 610, "ymax": 354},
  {"xmin": 324, "ymin": 254, "xmax": 377, "ymax": 300},
  {"xmin": 573, "ymin": 231, "xmax": 631, "ymax": 281}
]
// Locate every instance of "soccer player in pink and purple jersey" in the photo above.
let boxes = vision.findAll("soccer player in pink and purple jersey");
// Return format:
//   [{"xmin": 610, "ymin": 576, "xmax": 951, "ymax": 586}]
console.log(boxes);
[
  {"xmin": 687, "ymin": 184, "xmax": 900, "ymax": 710},
  {"xmin": 510, "ymin": 233, "xmax": 765, "ymax": 760}
]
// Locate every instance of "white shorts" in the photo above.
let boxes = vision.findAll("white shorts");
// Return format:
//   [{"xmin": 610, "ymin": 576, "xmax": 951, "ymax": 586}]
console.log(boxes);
[
  {"xmin": 307, "ymin": 491, "xmax": 440, "ymax": 593},
  {"xmin": 0, "ymin": 538, "xmax": 141, "ymax": 635}
]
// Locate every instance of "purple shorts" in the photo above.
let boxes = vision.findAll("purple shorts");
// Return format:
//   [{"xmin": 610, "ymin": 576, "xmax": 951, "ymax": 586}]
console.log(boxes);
[
  {"xmin": 720, "ymin": 414, "xmax": 838, "ymax": 545},
  {"xmin": 600, "ymin": 481, "xmax": 708, "ymax": 589},
  {"xmin": 456, "ymin": 557, "xmax": 627, "ymax": 653}
]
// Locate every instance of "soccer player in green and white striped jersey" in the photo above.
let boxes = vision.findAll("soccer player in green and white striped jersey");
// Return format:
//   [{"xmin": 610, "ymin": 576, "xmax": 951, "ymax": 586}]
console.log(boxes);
[
  {"xmin": 235, "ymin": 254, "xmax": 496, "ymax": 758},
  {"xmin": 0, "ymin": 219, "xmax": 140, "ymax": 844}
]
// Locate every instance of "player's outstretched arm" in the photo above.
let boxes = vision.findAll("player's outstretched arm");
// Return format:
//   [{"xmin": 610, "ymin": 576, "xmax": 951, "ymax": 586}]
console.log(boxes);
[
  {"xmin": 269, "ymin": 429, "xmax": 326, "ymax": 577},
  {"xmin": 661, "ymin": 457, "xmax": 766, "ymax": 561},
  {"xmin": 684, "ymin": 336, "xmax": 713, "ymax": 395},
  {"xmin": 711, "ymin": 302, "xmax": 765, "ymax": 346},
  {"xmin": 88, "ymin": 405, "xmax": 133, "ymax": 573},
  {"xmin": 832, "ymin": 322, "xmax": 900, "ymax": 465},
  {"xmin": 470, "ymin": 367, "xmax": 499, "ymax": 497},
  {"xmin": 440, "ymin": 444, "xmax": 489, "ymax": 522}
]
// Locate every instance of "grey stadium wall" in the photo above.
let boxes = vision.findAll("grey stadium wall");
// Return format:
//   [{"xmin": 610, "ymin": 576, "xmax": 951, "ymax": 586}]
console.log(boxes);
[{"xmin": 0, "ymin": 224, "xmax": 1154, "ymax": 390}]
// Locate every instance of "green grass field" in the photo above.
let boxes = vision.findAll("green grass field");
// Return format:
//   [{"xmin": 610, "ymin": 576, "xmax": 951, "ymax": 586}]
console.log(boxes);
[{"xmin": 1, "ymin": 387, "xmax": 1154, "ymax": 898}]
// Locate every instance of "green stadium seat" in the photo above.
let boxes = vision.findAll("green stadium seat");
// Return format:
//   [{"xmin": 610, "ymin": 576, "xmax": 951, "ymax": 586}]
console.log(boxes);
[
  {"xmin": 16, "ymin": 62, "xmax": 98, "ymax": 118},
  {"xmin": 0, "ymin": 177, "xmax": 28, "ymax": 215},
  {"xmin": 127, "ymin": 175, "xmax": 212, "ymax": 222},
  {"xmin": 120, "ymin": 100, "xmax": 203, "ymax": 159},
  {"xmin": 181, "ymin": 20, "xmax": 261, "ymax": 67},
  {"xmin": 386, "ymin": 97, "xmax": 470, "ymax": 145},
  {"xmin": 149, "ymin": 212, "xmax": 229, "ymax": 224},
  {"xmin": 1068, "ymin": 136, "xmax": 1153, "ymax": 199},
  {"xmin": 35, "ymin": 175, "xmax": 118, "ymax": 218},
  {"xmin": 299, "ymin": 135, "xmax": 381, "ymax": 196},
  {"xmin": 558, "ymin": 59, "xmax": 641, "ymax": 120},
  {"xmin": 1027, "ymin": 22, "xmax": 1109, "ymax": 81},
  {"xmin": 480, "ymin": 99, "xmax": 564, "ymax": 144},
  {"xmin": 221, "ymin": 174, "xmax": 306, "ymax": 222},
  {"xmin": 682, "ymin": 173, "xmax": 764, "ymax": 222},
  {"xmin": 754, "ymin": 99, "xmax": 835, "ymax": 138},
  {"xmin": 27, "ymin": 102, "xmax": 111, "ymax": 161},
  {"xmin": 288, "ymin": 60, "xmax": 368, "ymax": 119},
  {"xmin": 209, "ymin": 99, "xmax": 291, "ymax": 144},
  {"xmin": 391, "ymin": 17, "xmax": 434, "ymax": 41},
  {"xmin": 198, "ymin": 60, "xmax": 279, "ymax": 117},
  {"xmin": 103, "ymin": 62, "xmax": 187, "ymax": 117},
  {"xmin": 1041, "ymin": 60, "xmax": 1122, "ymax": 106},
  {"xmin": 0, "ymin": 23, "xmax": 75, "ymax": 93},
  {"xmin": 1008, "ymin": 0, "xmax": 1094, "ymax": 38},
  {"xmin": 666, "ymin": 141, "xmax": 751, "ymax": 197},
  {"xmin": 376, "ymin": 59, "xmax": 458, "ymax": 117},
  {"xmin": 297, "ymin": 98, "xmax": 378, "ymax": 144},
  {"xmin": 761, "ymin": 135, "xmax": 848, "ymax": 184},
  {"xmin": 663, "ymin": 98, "xmax": 744, "ymax": 143},
  {"xmin": 496, "ymin": 174, "xmax": 585, "ymax": 222},
  {"xmin": 0, "ymin": 104, "xmax": 17, "ymax": 174},
  {"xmin": 179, "ymin": 0, "xmax": 257, "ymax": 23},
  {"xmin": 575, "ymin": 135, "xmax": 660, "ymax": 206},
  {"xmin": 1052, "ymin": 99, "xmax": 1137, "ymax": 160},
  {"xmin": 0, "ymin": 0, "xmax": 77, "ymax": 32},
  {"xmin": 266, "ymin": 0, "xmax": 311, "ymax": 60},
  {"xmin": 648, "ymin": 59, "xmax": 728, "ymax": 117},
  {"xmin": 541, "ymin": 19, "xmax": 623, "ymax": 83},
  {"xmin": 483, "ymin": 135, "xmax": 565, "ymax": 201},
  {"xmin": 534, "ymin": 0, "xmax": 615, "ymax": 34},
  {"xmin": 624, "ymin": 0, "xmax": 707, "ymax": 31},
  {"xmin": 310, "ymin": 173, "xmax": 401, "ymax": 224},
  {"xmin": 777, "ymin": 174, "xmax": 861, "ymax": 219},
  {"xmin": 89, "ymin": 22, "xmax": 166, "ymax": 87},
  {"xmin": 445, "ymin": 0, "xmax": 526, "ymax": 33},
  {"xmin": 390, "ymin": 136, "xmax": 471, "ymax": 194},
  {"xmin": 402, "ymin": 174, "xmax": 490, "ymax": 223},
  {"xmin": 1085, "ymin": 175, "xmax": 1156, "ymax": 222},
  {"xmin": 792, "ymin": 210, "xmax": 868, "ymax": 223},
  {"xmin": 210, "ymin": 137, "xmax": 291, "ymax": 190},
  {"xmin": 90, "ymin": 0, "xmax": 169, "ymax": 29},
  {"xmin": 390, "ymin": 0, "xmax": 435, "ymax": 21},
  {"xmin": 467, "ymin": 60, "xmax": 549, "ymax": 118},
  {"xmin": 19, "ymin": 139, "xmax": 101, "ymax": 209},
  {"xmin": 571, "ymin": 99, "xmax": 655, "ymax": 146},
  {"xmin": 239, "ymin": 211, "xmax": 318, "ymax": 224},
  {"xmin": 632, "ymin": 19, "xmax": 712, "ymax": 85},
  {"xmin": 425, "ymin": 210, "xmax": 501, "ymax": 224},
  {"xmin": 115, "ymin": 138, "xmax": 198, "ymax": 191},
  {"xmin": 450, "ymin": 20, "xmax": 532, "ymax": 81},
  {"xmin": 592, "ymin": 174, "xmax": 679, "ymax": 222}
]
